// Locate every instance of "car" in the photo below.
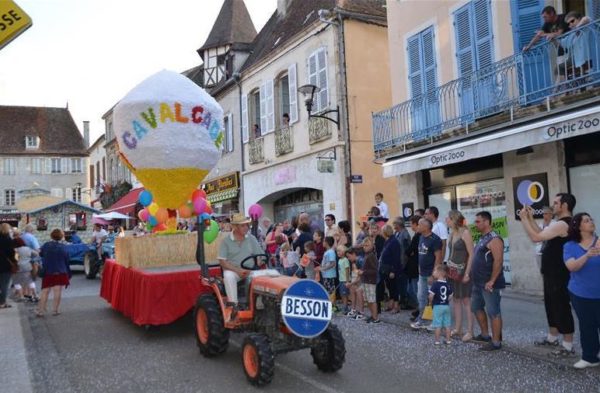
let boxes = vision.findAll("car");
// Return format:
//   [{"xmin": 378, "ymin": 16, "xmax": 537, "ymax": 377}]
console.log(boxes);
[{"xmin": 66, "ymin": 235, "xmax": 116, "ymax": 279}]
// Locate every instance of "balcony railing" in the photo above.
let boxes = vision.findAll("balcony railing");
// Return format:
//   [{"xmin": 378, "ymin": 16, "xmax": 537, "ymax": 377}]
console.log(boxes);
[
  {"xmin": 373, "ymin": 20, "xmax": 600, "ymax": 158},
  {"xmin": 275, "ymin": 126, "xmax": 294, "ymax": 156},
  {"xmin": 309, "ymin": 116, "xmax": 332, "ymax": 144},
  {"xmin": 248, "ymin": 137, "xmax": 264, "ymax": 165}
]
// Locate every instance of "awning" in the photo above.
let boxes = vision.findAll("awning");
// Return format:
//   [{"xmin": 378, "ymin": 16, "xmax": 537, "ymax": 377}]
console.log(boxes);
[
  {"xmin": 106, "ymin": 187, "xmax": 144, "ymax": 216},
  {"xmin": 206, "ymin": 189, "xmax": 239, "ymax": 203},
  {"xmin": 382, "ymin": 106, "xmax": 600, "ymax": 178}
]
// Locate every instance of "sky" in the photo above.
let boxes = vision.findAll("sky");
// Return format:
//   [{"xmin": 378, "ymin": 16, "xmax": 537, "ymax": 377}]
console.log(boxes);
[{"xmin": 0, "ymin": 0, "xmax": 277, "ymax": 144}]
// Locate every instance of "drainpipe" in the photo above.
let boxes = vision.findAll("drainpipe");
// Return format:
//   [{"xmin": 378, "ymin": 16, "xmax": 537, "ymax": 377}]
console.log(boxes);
[{"xmin": 233, "ymin": 72, "xmax": 245, "ymax": 214}]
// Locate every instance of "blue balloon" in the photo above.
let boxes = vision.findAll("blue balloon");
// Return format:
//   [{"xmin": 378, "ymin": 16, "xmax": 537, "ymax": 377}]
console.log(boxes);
[
  {"xmin": 200, "ymin": 213, "xmax": 211, "ymax": 221},
  {"xmin": 139, "ymin": 190, "xmax": 153, "ymax": 207},
  {"xmin": 148, "ymin": 216, "xmax": 158, "ymax": 226}
]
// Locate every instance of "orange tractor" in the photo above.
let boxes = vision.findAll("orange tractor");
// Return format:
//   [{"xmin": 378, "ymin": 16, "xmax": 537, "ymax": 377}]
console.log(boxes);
[{"xmin": 192, "ymin": 226, "xmax": 346, "ymax": 386}]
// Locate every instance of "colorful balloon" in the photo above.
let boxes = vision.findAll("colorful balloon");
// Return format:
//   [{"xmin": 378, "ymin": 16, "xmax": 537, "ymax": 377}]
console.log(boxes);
[
  {"xmin": 204, "ymin": 220, "xmax": 220, "ymax": 244},
  {"xmin": 148, "ymin": 202, "xmax": 159, "ymax": 215},
  {"xmin": 155, "ymin": 208, "xmax": 169, "ymax": 224},
  {"xmin": 138, "ymin": 208, "xmax": 150, "ymax": 222},
  {"xmin": 200, "ymin": 212, "xmax": 211, "ymax": 221},
  {"xmin": 193, "ymin": 197, "xmax": 206, "ymax": 215},
  {"xmin": 192, "ymin": 189, "xmax": 207, "ymax": 202},
  {"xmin": 153, "ymin": 223, "xmax": 167, "ymax": 233},
  {"xmin": 248, "ymin": 204, "xmax": 263, "ymax": 219},
  {"xmin": 138, "ymin": 190, "xmax": 153, "ymax": 207},
  {"xmin": 148, "ymin": 216, "xmax": 158, "ymax": 226},
  {"xmin": 178, "ymin": 204, "xmax": 192, "ymax": 218}
]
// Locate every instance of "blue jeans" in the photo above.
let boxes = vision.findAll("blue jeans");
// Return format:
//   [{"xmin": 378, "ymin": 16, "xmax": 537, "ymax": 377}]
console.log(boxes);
[
  {"xmin": 0, "ymin": 272, "xmax": 11, "ymax": 305},
  {"xmin": 283, "ymin": 266, "xmax": 298, "ymax": 277},
  {"xmin": 407, "ymin": 277, "xmax": 418, "ymax": 307},
  {"xmin": 397, "ymin": 273, "xmax": 408, "ymax": 303},
  {"xmin": 570, "ymin": 292, "xmax": 600, "ymax": 363},
  {"xmin": 417, "ymin": 275, "xmax": 430, "ymax": 321},
  {"xmin": 471, "ymin": 286, "xmax": 502, "ymax": 318}
]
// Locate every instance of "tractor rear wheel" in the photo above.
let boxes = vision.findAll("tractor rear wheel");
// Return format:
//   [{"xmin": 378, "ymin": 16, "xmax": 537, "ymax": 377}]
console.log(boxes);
[
  {"xmin": 193, "ymin": 294, "xmax": 229, "ymax": 357},
  {"xmin": 83, "ymin": 253, "xmax": 98, "ymax": 279},
  {"xmin": 311, "ymin": 324, "xmax": 346, "ymax": 372},
  {"xmin": 242, "ymin": 334, "xmax": 275, "ymax": 386}
]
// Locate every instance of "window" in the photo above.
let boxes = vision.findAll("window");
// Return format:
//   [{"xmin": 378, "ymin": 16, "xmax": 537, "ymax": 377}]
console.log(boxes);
[
  {"xmin": 308, "ymin": 48, "xmax": 329, "ymax": 113},
  {"xmin": 31, "ymin": 158, "xmax": 42, "ymax": 174},
  {"xmin": 51, "ymin": 158, "xmax": 62, "ymax": 174},
  {"xmin": 25, "ymin": 136, "xmax": 39, "ymax": 149},
  {"xmin": 50, "ymin": 188, "xmax": 63, "ymax": 198},
  {"xmin": 223, "ymin": 114, "xmax": 234, "ymax": 153},
  {"xmin": 4, "ymin": 189, "xmax": 15, "ymax": 206},
  {"xmin": 96, "ymin": 161, "xmax": 101, "ymax": 184},
  {"xmin": 2, "ymin": 158, "xmax": 16, "ymax": 175},
  {"xmin": 72, "ymin": 187, "xmax": 82, "ymax": 203},
  {"xmin": 250, "ymin": 90, "xmax": 262, "ymax": 139},
  {"xmin": 70, "ymin": 158, "xmax": 82, "ymax": 173},
  {"xmin": 102, "ymin": 157, "xmax": 106, "ymax": 180},
  {"xmin": 90, "ymin": 164, "xmax": 95, "ymax": 190},
  {"xmin": 288, "ymin": 63, "xmax": 299, "ymax": 124},
  {"xmin": 278, "ymin": 74, "xmax": 290, "ymax": 126}
]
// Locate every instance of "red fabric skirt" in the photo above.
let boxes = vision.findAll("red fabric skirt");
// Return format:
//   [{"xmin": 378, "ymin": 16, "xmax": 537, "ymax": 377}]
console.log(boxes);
[{"xmin": 42, "ymin": 273, "xmax": 70, "ymax": 289}]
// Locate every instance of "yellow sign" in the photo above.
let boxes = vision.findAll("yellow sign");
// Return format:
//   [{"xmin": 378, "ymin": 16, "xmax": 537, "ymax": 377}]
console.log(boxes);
[{"xmin": 0, "ymin": 1, "xmax": 32, "ymax": 50}]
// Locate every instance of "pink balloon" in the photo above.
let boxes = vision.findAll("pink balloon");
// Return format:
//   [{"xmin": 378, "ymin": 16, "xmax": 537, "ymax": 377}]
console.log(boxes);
[
  {"xmin": 138, "ymin": 208, "xmax": 150, "ymax": 222},
  {"xmin": 193, "ymin": 197, "xmax": 207, "ymax": 215},
  {"xmin": 248, "ymin": 204, "xmax": 263, "ymax": 219}
]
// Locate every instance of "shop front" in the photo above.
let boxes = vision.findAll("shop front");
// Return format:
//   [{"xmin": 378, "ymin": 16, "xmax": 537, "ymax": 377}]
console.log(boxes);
[
  {"xmin": 204, "ymin": 172, "xmax": 240, "ymax": 216},
  {"xmin": 0, "ymin": 210, "xmax": 21, "ymax": 228},
  {"xmin": 565, "ymin": 133, "xmax": 600, "ymax": 217}
]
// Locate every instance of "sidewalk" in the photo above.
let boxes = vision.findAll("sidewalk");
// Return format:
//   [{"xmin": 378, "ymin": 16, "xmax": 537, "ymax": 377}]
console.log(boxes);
[
  {"xmin": 0, "ymin": 300, "xmax": 34, "ymax": 393},
  {"xmin": 377, "ymin": 288, "xmax": 589, "ymax": 369}
]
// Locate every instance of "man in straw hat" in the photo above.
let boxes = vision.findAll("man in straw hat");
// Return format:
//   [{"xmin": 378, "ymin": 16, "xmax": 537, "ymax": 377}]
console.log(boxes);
[{"xmin": 218, "ymin": 213, "xmax": 264, "ymax": 320}]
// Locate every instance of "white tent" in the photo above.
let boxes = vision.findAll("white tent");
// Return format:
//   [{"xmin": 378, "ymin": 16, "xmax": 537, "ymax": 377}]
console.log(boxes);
[{"xmin": 93, "ymin": 212, "xmax": 130, "ymax": 220}]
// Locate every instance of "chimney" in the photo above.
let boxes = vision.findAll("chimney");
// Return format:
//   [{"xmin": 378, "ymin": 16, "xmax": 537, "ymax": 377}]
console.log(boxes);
[
  {"xmin": 277, "ymin": 0, "xmax": 291, "ymax": 17},
  {"xmin": 83, "ymin": 121, "xmax": 90, "ymax": 148}
]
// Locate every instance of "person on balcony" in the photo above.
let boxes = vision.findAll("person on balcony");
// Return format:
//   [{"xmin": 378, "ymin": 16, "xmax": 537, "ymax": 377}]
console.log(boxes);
[
  {"xmin": 282, "ymin": 113, "xmax": 290, "ymax": 127},
  {"xmin": 560, "ymin": 12, "xmax": 593, "ymax": 84},
  {"xmin": 253, "ymin": 124, "xmax": 261, "ymax": 139}
]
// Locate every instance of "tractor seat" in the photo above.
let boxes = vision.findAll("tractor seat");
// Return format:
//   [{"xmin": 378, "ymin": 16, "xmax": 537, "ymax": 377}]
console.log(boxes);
[{"xmin": 237, "ymin": 269, "xmax": 281, "ymax": 305}]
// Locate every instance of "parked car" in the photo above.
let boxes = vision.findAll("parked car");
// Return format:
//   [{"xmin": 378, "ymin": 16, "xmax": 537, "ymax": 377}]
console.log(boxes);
[{"xmin": 65, "ymin": 235, "xmax": 115, "ymax": 279}]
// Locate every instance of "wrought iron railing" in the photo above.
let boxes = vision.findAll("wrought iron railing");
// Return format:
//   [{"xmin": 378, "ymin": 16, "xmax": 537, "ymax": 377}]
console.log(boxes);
[
  {"xmin": 248, "ymin": 137, "xmax": 264, "ymax": 165},
  {"xmin": 309, "ymin": 116, "xmax": 332, "ymax": 144},
  {"xmin": 373, "ymin": 20, "xmax": 600, "ymax": 158},
  {"xmin": 275, "ymin": 126, "xmax": 294, "ymax": 156}
]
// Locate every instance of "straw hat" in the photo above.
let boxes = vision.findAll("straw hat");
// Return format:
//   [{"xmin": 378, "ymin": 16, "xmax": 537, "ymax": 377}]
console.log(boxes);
[{"xmin": 230, "ymin": 213, "xmax": 251, "ymax": 225}]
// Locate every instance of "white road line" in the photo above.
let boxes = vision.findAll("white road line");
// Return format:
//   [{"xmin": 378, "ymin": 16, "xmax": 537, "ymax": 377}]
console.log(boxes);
[{"xmin": 230, "ymin": 339, "xmax": 344, "ymax": 393}]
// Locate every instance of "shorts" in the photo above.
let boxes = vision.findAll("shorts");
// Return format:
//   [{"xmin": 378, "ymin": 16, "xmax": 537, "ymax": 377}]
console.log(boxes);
[
  {"xmin": 322, "ymin": 278, "xmax": 336, "ymax": 294},
  {"xmin": 12, "ymin": 271, "xmax": 33, "ymax": 288},
  {"xmin": 431, "ymin": 305, "xmax": 452, "ymax": 328},
  {"xmin": 362, "ymin": 283, "xmax": 376, "ymax": 303},
  {"xmin": 543, "ymin": 275, "xmax": 575, "ymax": 334},
  {"xmin": 449, "ymin": 278, "xmax": 472, "ymax": 299},
  {"xmin": 338, "ymin": 282, "xmax": 350, "ymax": 296},
  {"xmin": 471, "ymin": 286, "xmax": 502, "ymax": 318}
]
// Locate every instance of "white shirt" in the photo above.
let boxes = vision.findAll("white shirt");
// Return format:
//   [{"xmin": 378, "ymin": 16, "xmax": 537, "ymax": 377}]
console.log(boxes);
[
  {"xmin": 92, "ymin": 229, "xmax": 108, "ymax": 244},
  {"xmin": 432, "ymin": 220, "xmax": 448, "ymax": 240},
  {"xmin": 377, "ymin": 201, "xmax": 389, "ymax": 218}
]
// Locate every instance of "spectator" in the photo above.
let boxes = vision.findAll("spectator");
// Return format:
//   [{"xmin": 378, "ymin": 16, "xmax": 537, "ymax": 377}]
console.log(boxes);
[
  {"xmin": 560, "ymin": 11, "xmax": 593, "ymax": 82},
  {"xmin": 563, "ymin": 212, "xmax": 600, "ymax": 369},
  {"xmin": 265, "ymin": 223, "xmax": 283, "ymax": 257},
  {"xmin": 292, "ymin": 222, "xmax": 312, "ymax": 257},
  {"xmin": 313, "ymin": 230, "xmax": 325, "ymax": 271},
  {"xmin": 361, "ymin": 237, "xmax": 380, "ymax": 324},
  {"xmin": 414, "ymin": 208, "xmax": 425, "ymax": 217},
  {"xmin": 12, "ymin": 238, "xmax": 38, "ymax": 303},
  {"xmin": 22, "ymin": 223, "xmax": 41, "ymax": 252},
  {"xmin": 37, "ymin": 229, "xmax": 71, "ymax": 317},
  {"xmin": 298, "ymin": 241, "xmax": 316, "ymax": 280},
  {"xmin": 535, "ymin": 206, "xmax": 554, "ymax": 271},
  {"xmin": 337, "ymin": 245, "xmax": 350, "ymax": 314},
  {"xmin": 429, "ymin": 265, "xmax": 454, "ymax": 346},
  {"xmin": 369, "ymin": 223, "xmax": 386, "ymax": 313},
  {"xmin": 324, "ymin": 214, "xmax": 339, "ymax": 238},
  {"xmin": 407, "ymin": 216, "xmax": 421, "ymax": 317},
  {"xmin": 379, "ymin": 225, "xmax": 403, "ymax": 313},
  {"xmin": 520, "ymin": 193, "xmax": 575, "ymax": 357},
  {"xmin": 446, "ymin": 210, "xmax": 475, "ymax": 342},
  {"xmin": 355, "ymin": 221, "xmax": 369, "ymax": 245},
  {"xmin": 0, "ymin": 223, "xmax": 16, "ymax": 309},
  {"xmin": 392, "ymin": 217, "xmax": 411, "ymax": 309},
  {"xmin": 346, "ymin": 247, "xmax": 365, "ymax": 320},
  {"xmin": 280, "ymin": 242, "xmax": 298, "ymax": 277},
  {"xmin": 337, "ymin": 220, "xmax": 352, "ymax": 248},
  {"xmin": 425, "ymin": 206, "xmax": 448, "ymax": 261},
  {"xmin": 375, "ymin": 193, "xmax": 389, "ymax": 219},
  {"xmin": 319, "ymin": 237, "xmax": 337, "ymax": 300},
  {"xmin": 282, "ymin": 219, "xmax": 294, "ymax": 238},
  {"xmin": 253, "ymin": 124, "xmax": 261, "ymax": 138},
  {"xmin": 410, "ymin": 218, "xmax": 442, "ymax": 330},
  {"xmin": 282, "ymin": 113, "xmax": 290, "ymax": 127},
  {"xmin": 471, "ymin": 211, "xmax": 505, "ymax": 351},
  {"xmin": 70, "ymin": 230, "xmax": 82, "ymax": 244},
  {"xmin": 91, "ymin": 224, "xmax": 108, "ymax": 259},
  {"xmin": 523, "ymin": 6, "xmax": 570, "ymax": 51}
]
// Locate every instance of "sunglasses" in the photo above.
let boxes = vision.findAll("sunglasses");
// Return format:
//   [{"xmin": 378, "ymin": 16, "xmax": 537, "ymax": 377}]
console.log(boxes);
[{"xmin": 567, "ymin": 19, "xmax": 576, "ymax": 25}]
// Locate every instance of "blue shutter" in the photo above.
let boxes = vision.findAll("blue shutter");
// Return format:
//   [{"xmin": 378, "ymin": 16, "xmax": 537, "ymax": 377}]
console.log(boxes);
[
  {"xmin": 407, "ymin": 35, "xmax": 423, "ymax": 98},
  {"xmin": 473, "ymin": 0, "xmax": 493, "ymax": 69},
  {"xmin": 454, "ymin": 4, "xmax": 475, "ymax": 121},
  {"xmin": 511, "ymin": 0, "xmax": 543, "ymax": 51},
  {"xmin": 422, "ymin": 27, "xmax": 440, "ymax": 136},
  {"xmin": 473, "ymin": 0, "xmax": 496, "ymax": 116},
  {"xmin": 587, "ymin": 0, "xmax": 600, "ymax": 21}
]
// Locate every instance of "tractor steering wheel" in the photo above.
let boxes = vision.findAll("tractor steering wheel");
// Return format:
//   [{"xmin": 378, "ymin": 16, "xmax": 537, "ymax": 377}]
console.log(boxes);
[{"xmin": 240, "ymin": 254, "xmax": 270, "ymax": 271}]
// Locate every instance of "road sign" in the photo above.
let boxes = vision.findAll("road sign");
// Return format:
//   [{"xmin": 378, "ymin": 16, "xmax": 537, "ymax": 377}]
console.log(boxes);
[
  {"xmin": 280, "ymin": 280, "xmax": 332, "ymax": 338},
  {"xmin": 350, "ymin": 175, "xmax": 363, "ymax": 184},
  {"xmin": 0, "ymin": 1, "xmax": 32, "ymax": 51}
]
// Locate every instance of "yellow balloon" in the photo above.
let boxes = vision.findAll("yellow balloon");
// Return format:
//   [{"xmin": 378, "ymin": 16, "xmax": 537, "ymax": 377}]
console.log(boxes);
[{"xmin": 148, "ymin": 202, "xmax": 159, "ymax": 215}]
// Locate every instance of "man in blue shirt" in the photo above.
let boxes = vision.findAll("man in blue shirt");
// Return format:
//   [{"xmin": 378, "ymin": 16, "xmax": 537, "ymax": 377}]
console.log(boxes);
[{"xmin": 411, "ymin": 218, "xmax": 442, "ymax": 329}]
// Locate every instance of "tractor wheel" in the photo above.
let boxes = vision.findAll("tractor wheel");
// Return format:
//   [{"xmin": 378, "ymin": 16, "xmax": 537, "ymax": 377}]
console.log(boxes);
[
  {"xmin": 83, "ymin": 253, "xmax": 98, "ymax": 279},
  {"xmin": 242, "ymin": 334, "xmax": 275, "ymax": 386},
  {"xmin": 193, "ymin": 294, "xmax": 229, "ymax": 357},
  {"xmin": 310, "ymin": 324, "xmax": 346, "ymax": 372}
]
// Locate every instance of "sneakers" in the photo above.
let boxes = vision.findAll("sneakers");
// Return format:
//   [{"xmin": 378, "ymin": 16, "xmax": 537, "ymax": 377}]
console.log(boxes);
[
  {"xmin": 410, "ymin": 310, "xmax": 419, "ymax": 321},
  {"xmin": 352, "ymin": 313, "xmax": 365, "ymax": 320},
  {"xmin": 445, "ymin": 340, "xmax": 452, "ymax": 345},
  {"xmin": 462, "ymin": 332, "xmax": 473, "ymax": 342},
  {"xmin": 410, "ymin": 321, "xmax": 428, "ymax": 330},
  {"xmin": 479, "ymin": 342, "xmax": 502, "ymax": 351},
  {"xmin": 472, "ymin": 334, "xmax": 492, "ymax": 343},
  {"xmin": 573, "ymin": 359, "xmax": 600, "ymax": 370},
  {"xmin": 534, "ymin": 338, "xmax": 559, "ymax": 347},
  {"xmin": 346, "ymin": 309, "xmax": 357, "ymax": 317},
  {"xmin": 550, "ymin": 348, "xmax": 576, "ymax": 358},
  {"xmin": 365, "ymin": 317, "xmax": 381, "ymax": 324},
  {"xmin": 434, "ymin": 341, "xmax": 441, "ymax": 346}
]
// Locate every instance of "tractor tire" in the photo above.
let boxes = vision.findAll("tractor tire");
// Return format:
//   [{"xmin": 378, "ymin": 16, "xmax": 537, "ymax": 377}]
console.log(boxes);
[
  {"xmin": 242, "ymin": 334, "xmax": 275, "ymax": 386},
  {"xmin": 310, "ymin": 324, "xmax": 346, "ymax": 372},
  {"xmin": 83, "ymin": 253, "xmax": 98, "ymax": 279},
  {"xmin": 193, "ymin": 294, "xmax": 229, "ymax": 357}
]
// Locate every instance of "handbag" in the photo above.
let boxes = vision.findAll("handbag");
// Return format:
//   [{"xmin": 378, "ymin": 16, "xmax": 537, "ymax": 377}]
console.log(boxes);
[
  {"xmin": 447, "ymin": 234, "xmax": 465, "ymax": 281},
  {"xmin": 422, "ymin": 304, "xmax": 433, "ymax": 321}
]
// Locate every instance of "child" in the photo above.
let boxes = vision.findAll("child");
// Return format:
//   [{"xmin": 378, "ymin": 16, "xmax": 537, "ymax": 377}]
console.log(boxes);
[
  {"xmin": 429, "ymin": 265, "xmax": 454, "ymax": 345},
  {"xmin": 280, "ymin": 242, "xmax": 298, "ymax": 277},
  {"xmin": 361, "ymin": 237, "xmax": 380, "ymax": 323},
  {"xmin": 297, "ymin": 241, "xmax": 316, "ymax": 279},
  {"xmin": 336, "ymin": 245, "xmax": 350, "ymax": 313},
  {"xmin": 346, "ymin": 248, "xmax": 365, "ymax": 319},
  {"xmin": 319, "ymin": 237, "xmax": 338, "ymax": 305}
]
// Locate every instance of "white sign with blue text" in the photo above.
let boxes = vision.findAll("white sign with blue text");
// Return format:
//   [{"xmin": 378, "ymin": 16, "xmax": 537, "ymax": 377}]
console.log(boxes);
[{"xmin": 281, "ymin": 280, "xmax": 332, "ymax": 338}]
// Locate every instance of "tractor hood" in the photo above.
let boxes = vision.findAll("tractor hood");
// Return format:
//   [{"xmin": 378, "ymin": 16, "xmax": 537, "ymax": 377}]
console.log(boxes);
[{"xmin": 251, "ymin": 275, "xmax": 299, "ymax": 297}]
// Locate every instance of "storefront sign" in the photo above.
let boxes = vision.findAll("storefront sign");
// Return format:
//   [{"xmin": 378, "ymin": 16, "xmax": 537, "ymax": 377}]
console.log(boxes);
[
  {"xmin": 512, "ymin": 173, "xmax": 549, "ymax": 220},
  {"xmin": 350, "ymin": 175, "xmax": 363, "ymax": 184},
  {"xmin": 274, "ymin": 166, "xmax": 296, "ymax": 185},
  {"xmin": 542, "ymin": 115, "xmax": 600, "ymax": 141},
  {"xmin": 204, "ymin": 172, "xmax": 238, "ymax": 194},
  {"xmin": 428, "ymin": 149, "xmax": 467, "ymax": 167},
  {"xmin": 0, "ymin": 213, "xmax": 21, "ymax": 222},
  {"xmin": 402, "ymin": 202, "xmax": 414, "ymax": 220}
]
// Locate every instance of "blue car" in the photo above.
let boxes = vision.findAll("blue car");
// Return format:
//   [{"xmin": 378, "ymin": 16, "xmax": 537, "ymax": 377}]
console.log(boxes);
[{"xmin": 66, "ymin": 235, "xmax": 116, "ymax": 279}]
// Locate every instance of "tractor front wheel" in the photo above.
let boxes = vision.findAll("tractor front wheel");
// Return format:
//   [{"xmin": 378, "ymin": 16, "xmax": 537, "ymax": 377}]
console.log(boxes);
[
  {"xmin": 242, "ymin": 334, "xmax": 275, "ymax": 386},
  {"xmin": 311, "ymin": 324, "xmax": 346, "ymax": 372},
  {"xmin": 193, "ymin": 294, "xmax": 229, "ymax": 357},
  {"xmin": 83, "ymin": 253, "xmax": 98, "ymax": 279}
]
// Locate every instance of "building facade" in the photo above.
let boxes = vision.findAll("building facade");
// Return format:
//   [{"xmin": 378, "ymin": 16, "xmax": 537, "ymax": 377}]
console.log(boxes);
[
  {"xmin": 374, "ymin": 0, "xmax": 600, "ymax": 293},
  {"xmin": 0, "ymin": 106, "xmax": 90, "ymax": 226},
  {"xmin": 87, "ymin": 134, "xmax": 107, "ymax": 208}
]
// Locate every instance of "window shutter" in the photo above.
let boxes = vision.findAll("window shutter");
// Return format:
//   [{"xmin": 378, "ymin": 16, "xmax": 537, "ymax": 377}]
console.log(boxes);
[
  {"xmin": 266, "ymin": 79, "xmax": 275, "ymax": 133},
  {"xmin": 454, "ymin": 4, "xmax": 475, "ymax": 78},
  {"xmin": 589, "ymin": 0, "xmax": 600, "ymax": 20},
  {"xmin": 45, "ymin": 158, "xmax": 51, "ymax": 174},
  {"xmin": 511, "ymin": 0, "xmax": 543, "ymax": 51},
  {"xmin": 407, "ymin": 35, "xmax": 423, "ymax": 98},
  {"xmin": 308, "ymin": 52, "xmax": 318, "ymax": 109},
  {"xmin": 62, "ymin": 158, "xmax": 68, "ymax": 174},
  {"xmin": 241, "ymin": 94, "xmax": 248, "ymax": 143},
  {"xmin": 259, "ymin": 83, "xmax": 267, "ymax": 135},
  {"xmin": 66, "ymin": 187, "xmax": 72, "ymax": 201},
  {"xmin": 474, "ymin": 0, "xmax": 494, "ymax": 69},
  {"xmin": 288, "ymin": 63, "xmax": 298, "ymax": 123},
  {"xmin": 317, "ymin": 49, "xmax": 328, "ymax": 112},
  {"xmin": 227, "ymin": 113, "xmax": 234, "ymax": 152},
  {"xmin": 421, "ymin": 27, "xmax": 437, "ymax": 94}
]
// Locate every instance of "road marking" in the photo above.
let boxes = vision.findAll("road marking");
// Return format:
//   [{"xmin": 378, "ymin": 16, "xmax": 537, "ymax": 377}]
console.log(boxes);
[{"xmin": 230, "ymin": 339, "xmax": 344, "ymax": 393}]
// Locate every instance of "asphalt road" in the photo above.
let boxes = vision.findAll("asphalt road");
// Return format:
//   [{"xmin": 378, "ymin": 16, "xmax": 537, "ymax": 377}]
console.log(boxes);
[{"xmin": 17, "ymin": 269, "xmax": 600, "ymax": 393}]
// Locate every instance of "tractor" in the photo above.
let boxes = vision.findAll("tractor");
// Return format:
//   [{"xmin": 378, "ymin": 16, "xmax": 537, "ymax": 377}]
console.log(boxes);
[{"xmin": 192, "ymin": 223, "xmax": 346, "ymax": 386}]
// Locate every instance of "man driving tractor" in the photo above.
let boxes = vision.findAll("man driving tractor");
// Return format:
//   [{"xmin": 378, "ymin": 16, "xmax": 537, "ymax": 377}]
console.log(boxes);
[{"xmin": 217, "ymin": 213, "xmax": 264, "ymax": 320}]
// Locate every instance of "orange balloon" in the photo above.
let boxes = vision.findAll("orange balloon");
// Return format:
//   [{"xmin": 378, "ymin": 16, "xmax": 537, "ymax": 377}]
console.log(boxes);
[
  {"xmin": 192, "ymin": 189, "xmax": 207, "ymax": 201},
  {"xmin": 153, "ymin": 223, "xmax": 167, "ymax": 232},
  {"xmin": 178, "ymin": 204, "xmax": 192, "ymax": 218},
  {"xmin": 155, "ymin": 208, "xmax": 169, "ymax": 224}
]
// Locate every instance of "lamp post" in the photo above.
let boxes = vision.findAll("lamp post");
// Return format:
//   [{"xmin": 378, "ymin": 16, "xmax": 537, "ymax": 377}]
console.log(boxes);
[{"xmin": 298, "ymin": 84, "xmax": 340, "ymax": 129}]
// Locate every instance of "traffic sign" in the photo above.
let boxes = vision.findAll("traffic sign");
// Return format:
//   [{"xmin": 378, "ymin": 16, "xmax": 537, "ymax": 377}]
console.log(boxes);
[
  {"xmin": 0, "ymin": 1, "xmax": 32, "ymax": 51},
  {"xmin": 280, "ymin": 280, "xmax": 332, "ymax": 338},
  {"xmin": 350, "ymin": 175, "xmax": 363, "ymax": 184}
]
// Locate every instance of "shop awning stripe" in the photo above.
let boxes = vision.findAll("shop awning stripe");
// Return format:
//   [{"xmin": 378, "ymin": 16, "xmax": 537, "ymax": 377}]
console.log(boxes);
[{"xmin": 206, "ymin": 189, "xmax": 238, "ymax": 203}]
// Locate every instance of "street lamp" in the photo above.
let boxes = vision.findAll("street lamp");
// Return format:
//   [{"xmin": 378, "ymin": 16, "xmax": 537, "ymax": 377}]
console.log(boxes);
[{"xmin": 298, "ymin": 84, "xmax": 340, "ymax": 129}]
